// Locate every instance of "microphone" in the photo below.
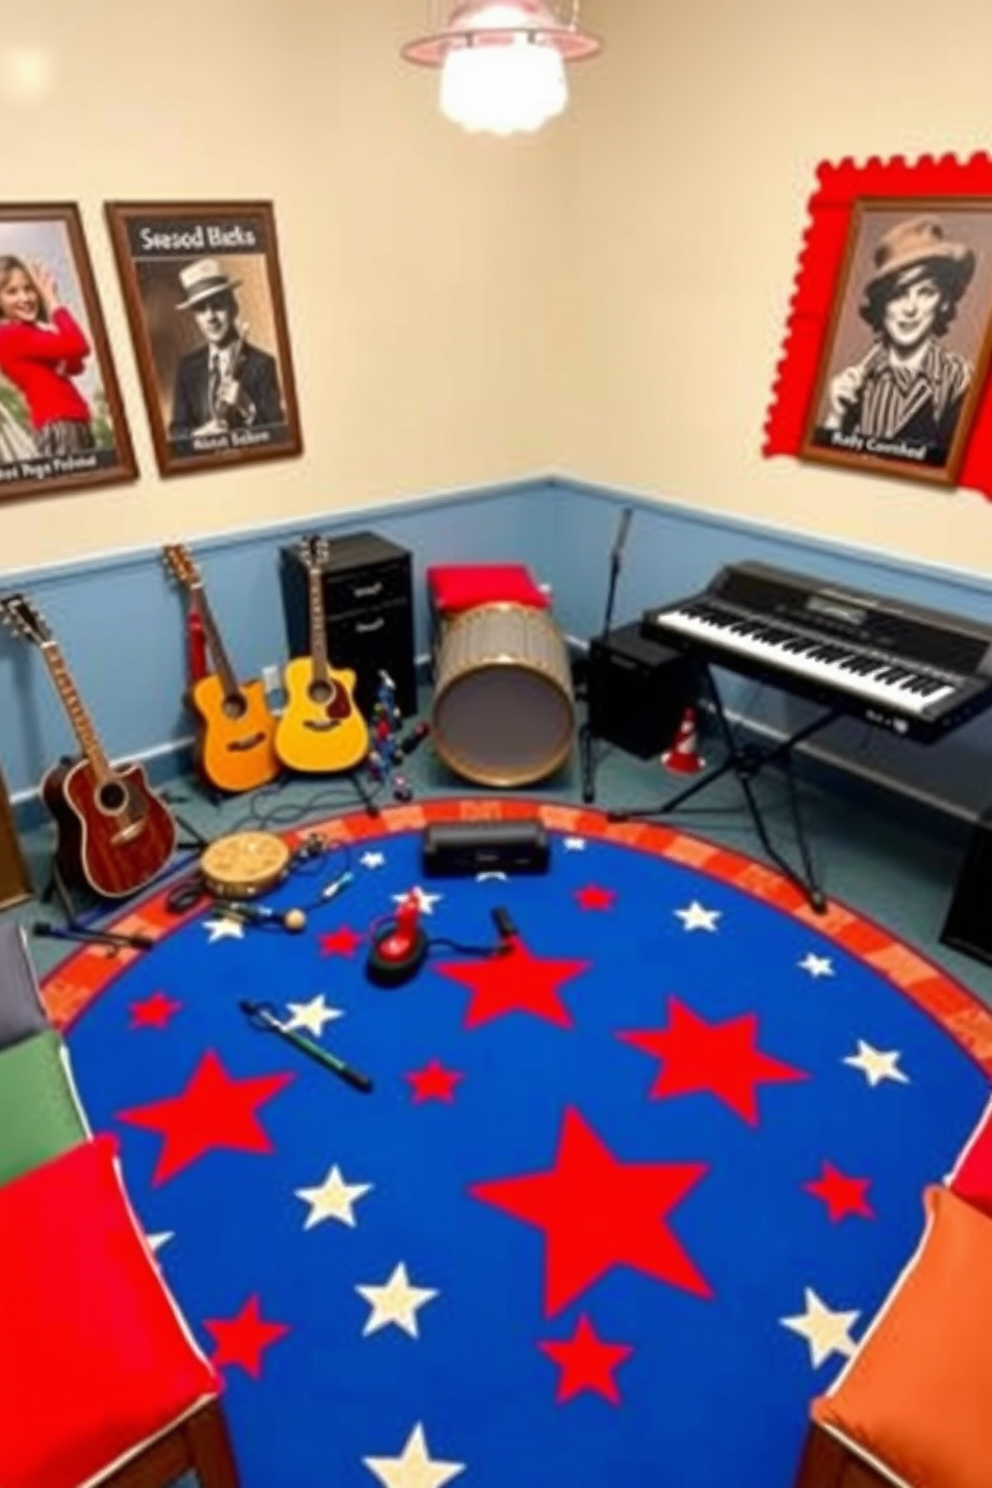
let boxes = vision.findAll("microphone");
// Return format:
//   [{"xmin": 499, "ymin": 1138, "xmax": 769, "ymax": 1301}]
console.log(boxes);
[{"xmin": 611, "ymin": 507, "xmax": 634, "ymax": 568}]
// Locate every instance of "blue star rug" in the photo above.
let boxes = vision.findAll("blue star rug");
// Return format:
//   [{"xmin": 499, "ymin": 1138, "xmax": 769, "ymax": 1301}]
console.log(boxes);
[{"xmin": 45, "ymin": 800, "xmax": 992, "ymax": 1488}]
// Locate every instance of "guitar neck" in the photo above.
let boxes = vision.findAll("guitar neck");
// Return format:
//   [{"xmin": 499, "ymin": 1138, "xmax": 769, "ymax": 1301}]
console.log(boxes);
[
  {"xmin": 192, "ymin": 584, "xmax": 240, "ymax": 697},
  {"xmin": 42, "ymin": 642, "xmax": 114, "ymax": 784},
  {"xmin": 308, "ymin": 567, "xmax": 329, "ymax": 682}
]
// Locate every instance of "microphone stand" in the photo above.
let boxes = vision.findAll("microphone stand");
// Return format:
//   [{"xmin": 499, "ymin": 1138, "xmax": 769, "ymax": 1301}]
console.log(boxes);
[{"xmin": 580, "ymin": 508, "xmax": 633, "ymax": 804}]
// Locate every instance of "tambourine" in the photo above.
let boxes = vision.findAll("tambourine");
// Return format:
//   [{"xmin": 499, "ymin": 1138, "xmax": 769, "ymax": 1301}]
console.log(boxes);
[{"xmin": 200, "ymin": 831, "xmax": 291, "ymax": 900}]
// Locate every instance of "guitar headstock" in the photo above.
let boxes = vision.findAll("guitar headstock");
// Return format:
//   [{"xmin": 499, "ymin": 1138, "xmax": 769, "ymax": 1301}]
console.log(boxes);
[
  {"xmin": 298, "ymin": 533, "xmax": 331, "ymax": 574},
  {"xmin": 0, "ymin": 591, "xmax": 54, "ymax": 649},
  {"xmin": 162, "ymin": 542, "xmax": 202, "ymax": 593}
]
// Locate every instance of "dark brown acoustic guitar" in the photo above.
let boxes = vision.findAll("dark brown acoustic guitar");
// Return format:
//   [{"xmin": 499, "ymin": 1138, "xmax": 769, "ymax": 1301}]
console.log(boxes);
[{"xmin": 0, "ymin": 592, "xmax": 177, "ymax": 900}]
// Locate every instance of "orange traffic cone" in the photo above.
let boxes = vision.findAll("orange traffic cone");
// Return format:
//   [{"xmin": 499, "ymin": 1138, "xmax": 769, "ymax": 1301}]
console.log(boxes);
[{"xmin": 662, "ymin": 706, "xmax": 706, "ymax": 774}]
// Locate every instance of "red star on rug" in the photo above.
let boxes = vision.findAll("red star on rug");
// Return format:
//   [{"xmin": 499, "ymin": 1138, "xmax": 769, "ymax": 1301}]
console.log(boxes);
[
  {"xmin": 539, "ymin": 1313, "xmax": 634, "ymax": 1404},
  {"xmin": 129, "ymin": 991, "xmax": 182, "ymax": 1030},
  {"xmin": 436, "ymin": 939, "xmax": 590, "ymax": 1030},
  {"xmin": 116, "ymin": 1050, "xmax": 294, "ymax": 1185},
  {"xmin": 470, "ymin": 1106, "xmax": 711, "ymax": 1315},
  {"xmin": 203, "ymin": 1294, "xmax": 290, "ymax": 1379},
  {"xmin": 319, "ymin": 925, "xmax": 364, "ymax": 958},
  {"xmin": 406, "ymin": 1058, "xmax": 464, "ymax": 1104},
  {"xmin": 803, "ymin": 1161, "xmax": 875, "ymax": 1222},
  {"xmin": 618, "ymin": 996, "xmax": 808, "ymax": 1124},
  {"xmin": 574, "ymin": 884, "xmax": 616, "ymax": 912}
]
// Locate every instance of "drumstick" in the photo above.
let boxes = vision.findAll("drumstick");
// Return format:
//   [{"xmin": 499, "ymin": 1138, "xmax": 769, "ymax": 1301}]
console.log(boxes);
[{"xmin": 240, "ymin": 1000, "xmax": 373, "ymax": 1093}]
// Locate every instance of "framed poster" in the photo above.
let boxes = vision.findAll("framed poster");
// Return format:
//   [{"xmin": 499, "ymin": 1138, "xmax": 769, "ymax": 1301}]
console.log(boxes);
[
  {"xmin": 105, "ymin": 200, "xmax": 303, "ymax": 478},
  {"xmin": 0, "ymin": 202, "xmax": 136, "ymax": 502},
  {"xmin": 800, "ymin": 199, "xmax": 992, "ymax": 485}
]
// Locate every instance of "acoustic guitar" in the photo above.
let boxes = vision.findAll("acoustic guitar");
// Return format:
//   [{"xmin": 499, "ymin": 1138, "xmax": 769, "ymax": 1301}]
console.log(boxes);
[
  {"xmin": 0, "ymin": 593, "xmax": 177, "ymax": 900},
  {"xmin": 275, "ymin": 535, "xmax": 370, "ymax": 774},
  {"xmin": 162, "ymin": 543, "xmax": 281, "ymax": 794}
]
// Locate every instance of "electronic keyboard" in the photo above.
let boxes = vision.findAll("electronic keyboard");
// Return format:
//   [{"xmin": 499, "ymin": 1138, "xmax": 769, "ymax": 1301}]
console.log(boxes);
[{"xmin": 641, "ymin": 560, "xmax": 992, "ymax": 743}]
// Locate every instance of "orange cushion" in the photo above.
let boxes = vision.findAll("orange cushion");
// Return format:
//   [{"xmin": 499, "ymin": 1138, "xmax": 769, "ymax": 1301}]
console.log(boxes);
[
  {"xmin": 0, "ymin": 1134, "xmax": 219, "ymax": 1488},
  {"xmin": 950, "ymin": 1096, "xmax": 992, "ymax": 1219},
  {"xmin": 812, "ymin": 1184, "xmax": 992, "ymax": 1488},
  {"xmin": 427, "ymin": 564, "xmax": 549, "ymax": 613}
]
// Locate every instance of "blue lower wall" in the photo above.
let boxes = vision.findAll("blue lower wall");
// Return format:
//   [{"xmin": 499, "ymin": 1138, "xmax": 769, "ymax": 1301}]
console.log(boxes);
[{"xmin": 3, "ymin": 475, "xmax": 991, "ymax": 826}]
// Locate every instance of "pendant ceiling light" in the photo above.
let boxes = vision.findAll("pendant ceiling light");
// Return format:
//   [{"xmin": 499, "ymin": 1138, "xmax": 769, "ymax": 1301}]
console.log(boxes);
[{"xmin": 401, "ymin": 1, "xmax": 602, "ymax": 138}]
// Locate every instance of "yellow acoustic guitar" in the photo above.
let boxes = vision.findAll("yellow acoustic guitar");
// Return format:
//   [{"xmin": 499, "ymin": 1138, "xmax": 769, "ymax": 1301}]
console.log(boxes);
[
  {"xmin": 275, "ymin": 535, "xmax": 370, "ymax": 775},
  {"xmin": 163, "ymin": 544, "xmax": 281, "ymax": 795}
]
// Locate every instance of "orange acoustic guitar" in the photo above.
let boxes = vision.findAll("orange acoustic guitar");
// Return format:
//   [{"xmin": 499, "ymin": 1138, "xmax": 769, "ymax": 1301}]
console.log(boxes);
[
  {"xmin": 274, "ymin": 535, "xmax": 370, "ymax": 775},
  {"xmin": 163, "ymin": 543, "xmax": 281, "ymax": 795},
  {"xmin": 0, "ymin": 592, "xmax": 177, "ymax": 900}
]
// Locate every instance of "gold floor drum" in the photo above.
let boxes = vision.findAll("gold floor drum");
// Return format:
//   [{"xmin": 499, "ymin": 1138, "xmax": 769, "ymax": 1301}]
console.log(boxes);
[{"xmin": 431, "ymin": 602, "xmax": 575, "ymax": 787}]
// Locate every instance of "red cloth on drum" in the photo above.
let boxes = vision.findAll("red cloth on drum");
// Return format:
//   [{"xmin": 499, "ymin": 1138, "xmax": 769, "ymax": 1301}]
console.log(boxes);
[{"xmin": 427, "ymin": 565, "xmax": 550, "ymax": 614}]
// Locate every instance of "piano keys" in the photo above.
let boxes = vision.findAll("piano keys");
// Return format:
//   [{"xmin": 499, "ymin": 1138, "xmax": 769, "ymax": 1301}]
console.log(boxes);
[{"xmin": 641, "ymin": 560, "xmax": 992, "ymax": 744}]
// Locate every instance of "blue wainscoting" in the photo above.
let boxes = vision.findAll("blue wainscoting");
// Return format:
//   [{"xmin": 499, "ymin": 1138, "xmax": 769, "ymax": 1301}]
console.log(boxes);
[
  {"xmin": 0, "ymin": 480, "xmax": 553, "ymax": 816},
  {"xmin": 2, "ymin": 474, "xmax": 991, "ymax": 828}
]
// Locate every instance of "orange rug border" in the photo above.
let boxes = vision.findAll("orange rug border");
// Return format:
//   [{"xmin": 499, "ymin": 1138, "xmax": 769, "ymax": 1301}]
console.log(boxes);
[{"xmin": 41, "ymin": 797, "xmax": 992, "ymax": 1078}]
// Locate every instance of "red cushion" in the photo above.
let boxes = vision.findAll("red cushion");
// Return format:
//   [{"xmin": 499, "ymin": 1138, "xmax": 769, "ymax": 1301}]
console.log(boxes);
[
  {"xmin": 950, "ymin": 1096, "xmax": 992, "ymax": 1218},
  {"xmin": 427, "ymin": 563, "xmax": 549, "ymax": 613},
  {"xmin": 0, "ymin": 1134, "xmax": 218, "ymax": 1488}
]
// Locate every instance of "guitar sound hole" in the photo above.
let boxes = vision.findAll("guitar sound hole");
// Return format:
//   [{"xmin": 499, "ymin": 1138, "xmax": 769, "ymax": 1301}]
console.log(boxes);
[
  {"xmin": 223, "ymin": 693, "xmax": 249, "ymax": 721},
  {"xmin": 308, "ymin": 680, "xmax": 336, "ymax": 706},
  {"xmin": 98, "ymin": 780, "xmax": 129, "ymax": 813}
]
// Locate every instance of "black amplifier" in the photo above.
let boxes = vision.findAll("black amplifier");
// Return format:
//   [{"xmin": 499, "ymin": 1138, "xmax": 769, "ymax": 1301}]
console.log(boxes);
[
  {"xmin": 941, "ymin": 806, "xmax": 992, "ymax": 967},
  {"xmin": 586, "ymin": 621, "xmax": 695, "ymax": 759},
  {"xmin": 422, "ymin": 819, "xmax": 550, "ymax": 878}
]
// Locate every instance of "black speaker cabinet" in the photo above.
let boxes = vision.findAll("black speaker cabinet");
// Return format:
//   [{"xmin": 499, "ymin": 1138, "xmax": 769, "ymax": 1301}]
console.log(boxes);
[
  {"xmin": 941, "ymin": 807, "xmax": 992, "ymax": 966},
  {"xmin": 280, "ymin": 530, "xmax": 418, "ymax": 722},
  {"xmin": 586, "ymin": 622, "xmax": 695, "ymax": 760}
]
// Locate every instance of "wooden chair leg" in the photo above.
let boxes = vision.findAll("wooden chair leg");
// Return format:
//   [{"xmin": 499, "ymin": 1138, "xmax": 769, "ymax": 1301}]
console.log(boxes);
[
  {"xmin": 793, "ymin": 1422, "xmax": 893, "ymax": 1488},
  {"xmin": 183, "ymin": 1399, "xmax": 241, "ymax": 1488},
  {"xmin": 92, "ymin": 1399, "xmax": 240, "ymax": 1488}
]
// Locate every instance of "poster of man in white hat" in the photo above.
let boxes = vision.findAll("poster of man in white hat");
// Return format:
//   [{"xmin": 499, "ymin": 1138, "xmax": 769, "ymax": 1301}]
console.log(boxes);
[
  {"xmin": 106, "ymin": 202, "xmax": 302, "ymax": 477},
  {"xmin": 802, "ymin": 201, "xmax": 992, "ymax": 486}
]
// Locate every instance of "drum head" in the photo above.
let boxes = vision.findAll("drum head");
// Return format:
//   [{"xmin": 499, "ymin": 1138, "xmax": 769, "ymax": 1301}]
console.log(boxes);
[{"xmin": 433, "ymin": 662, "xmax": 574, "ymax": 788}]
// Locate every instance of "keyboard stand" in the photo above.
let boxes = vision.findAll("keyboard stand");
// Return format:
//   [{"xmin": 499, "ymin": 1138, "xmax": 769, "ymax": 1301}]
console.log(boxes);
[{"xmin": 608, "ymin": 663, "xmax": 841, "ymax": 915}]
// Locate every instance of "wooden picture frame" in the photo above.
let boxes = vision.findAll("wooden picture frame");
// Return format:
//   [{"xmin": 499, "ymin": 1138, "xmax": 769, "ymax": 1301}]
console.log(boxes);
[
  {"xmin": 0, "ymin": 202, "xmax": 137, "ymax": 502},
  {"xmin": 104, "ymin": 200, "xmax": 303, "ymax": 478},
  {"xmin": 800, "ymin": 197, "xmax": 992, "ymax": 486}
]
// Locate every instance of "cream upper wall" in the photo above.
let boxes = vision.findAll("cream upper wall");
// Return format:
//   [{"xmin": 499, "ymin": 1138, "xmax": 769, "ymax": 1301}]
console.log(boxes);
[
  {"xmin": 0, "ymin": 0, "xmax": 566, "ymax": 570},
  {"xmin": 561, "ymin": 0, "xmax": 992, "ymax": 577},
  {"xmin": 3, "ymin": 0, "xmax": 991, "ymax": 579}
]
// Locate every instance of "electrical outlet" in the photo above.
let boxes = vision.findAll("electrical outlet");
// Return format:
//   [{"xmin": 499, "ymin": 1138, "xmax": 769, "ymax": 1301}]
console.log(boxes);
[{"xmin": 261, "ymin": 663, "xmax": 281, "ymax": 694}]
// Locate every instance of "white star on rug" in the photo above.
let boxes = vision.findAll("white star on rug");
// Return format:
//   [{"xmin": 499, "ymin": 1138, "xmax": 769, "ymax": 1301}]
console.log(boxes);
[
  {"xmin": 282, "ymin": 994, "xmax": 343, "ymax": 1037},
  {"xmin": 357, "ymin": 1262, "xmax": 439, "ymax": 1338},
  {"xmin": 295, "ymin": 1164, "xmax": 373, "ymax": 1230},
  {"xmin": 146, "ymin": 1230, "xmax": 174, "ymax": 1253},
  {"xmin": 363, "ymin": 1423, "xmax": 464, "ymax": 1488},
  {"xmin": 361, "ymin": 851, "xmax": 386, "ymax": 869},
  {"xmin": 202, "ymin": 916, "xmax": 245, "ymax": 942},
  {"xmin": 392, "ymin": 885, "xmax": 442, "ymax": 915},
  {"xmin": 780, "ymin": 1287, "xmax": 860, "ymax": 1367},
  {"xmin": 843, "ymin": 1040, "xmax": 910, "ymax": 1087},
  {"xmin": 563, "ymin": 836, "xmax": 586, "ymax": 851},
  {"xmin": 799, "ymin": 953, "xmax": 835, "ymax": 978},
  {"xmin": 674, "ymin": 900, "xmax": 721, "ymax": 932}
]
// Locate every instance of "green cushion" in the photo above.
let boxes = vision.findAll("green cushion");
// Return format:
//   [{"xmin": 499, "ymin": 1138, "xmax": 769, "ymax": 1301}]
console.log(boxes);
[{"xmin": 0, "ymin": 1029, "xmax": 89, "ymax": 1186}]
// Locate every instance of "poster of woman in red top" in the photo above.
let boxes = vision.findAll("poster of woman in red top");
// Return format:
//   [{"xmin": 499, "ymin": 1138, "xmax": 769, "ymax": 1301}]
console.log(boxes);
[{"xmin": 0, "ymin": 205, "xmax": 135, "ymax": 502}]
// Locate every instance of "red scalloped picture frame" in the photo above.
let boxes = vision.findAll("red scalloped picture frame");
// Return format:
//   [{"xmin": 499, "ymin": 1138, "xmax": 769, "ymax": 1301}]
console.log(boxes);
[{"xmin": 763, "ymin": 153, "xmax": 992, "ymax": 499}]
